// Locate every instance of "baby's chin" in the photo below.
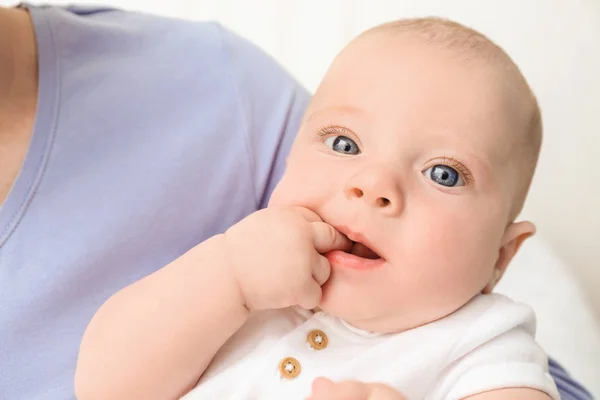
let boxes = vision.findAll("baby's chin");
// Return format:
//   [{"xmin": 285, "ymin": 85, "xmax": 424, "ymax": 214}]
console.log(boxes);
[
  {"xmin": 318, "ymin": 299, "xmax": 460, "ymax": 335},
  {"xmin": 318, "ymin": 280, "xmax": 469, "ymax": 334},
  {"xmin": 318, "ymin": 302, "xmax": 408, "ymax": 335},
  {"xmin": 318, "ymin": 282, "xmax": 411, "ymax": 334}
]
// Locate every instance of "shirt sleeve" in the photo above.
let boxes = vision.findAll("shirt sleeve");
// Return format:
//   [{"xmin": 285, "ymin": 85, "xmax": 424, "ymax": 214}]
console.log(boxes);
[
  {"xmin": 218, "ymin": 25, "xmax": 311, "ymax": 210},
  {"xmin": 427, "ymin": 298, "xmax": 561, "ymax": 400}
]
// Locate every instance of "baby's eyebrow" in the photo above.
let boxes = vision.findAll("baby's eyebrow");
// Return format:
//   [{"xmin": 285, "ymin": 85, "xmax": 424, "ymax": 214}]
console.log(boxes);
[
  {"xmin": 304, "ymin": 105, "xmax": 367, "ymax": 124},
  {"xmin": 304, "ymin": 111, "xmax": 317, "ymax": 123}
]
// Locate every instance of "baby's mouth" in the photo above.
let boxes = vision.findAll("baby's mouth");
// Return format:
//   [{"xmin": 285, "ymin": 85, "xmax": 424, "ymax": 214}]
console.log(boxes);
[{"xmin": 347, "ymin": 241, "xmax": 382, "ymax": 260}]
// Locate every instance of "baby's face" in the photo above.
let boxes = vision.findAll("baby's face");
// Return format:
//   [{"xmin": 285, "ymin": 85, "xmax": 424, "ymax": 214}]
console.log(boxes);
[{"xmin": 269, "ymin": 33, "xmax": 534, "ymax": 333}]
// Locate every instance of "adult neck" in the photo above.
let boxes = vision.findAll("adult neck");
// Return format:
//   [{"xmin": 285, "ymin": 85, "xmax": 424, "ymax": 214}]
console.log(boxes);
[
  {"xmin": 0, "ymin": 6, "xmax": 38, "ymax": 113},
  {"xmin": 0, "ymin": 6, "xmax": 38, "ymax": 206}
]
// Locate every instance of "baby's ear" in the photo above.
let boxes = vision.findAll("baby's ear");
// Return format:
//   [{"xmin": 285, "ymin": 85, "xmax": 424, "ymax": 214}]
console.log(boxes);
[{"xmin": 482, "ymin": 221, "xmax": 536, "ymax": 294}]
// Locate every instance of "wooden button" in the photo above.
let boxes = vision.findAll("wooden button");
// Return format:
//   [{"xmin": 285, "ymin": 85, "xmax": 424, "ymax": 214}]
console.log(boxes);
[
  {"xmin": 279, "ymin": 357, "xmax": 301, "ymax": 379},
  {"xmin": 307, "ymin": 329, "xmax": 328, "ymax": 350}
]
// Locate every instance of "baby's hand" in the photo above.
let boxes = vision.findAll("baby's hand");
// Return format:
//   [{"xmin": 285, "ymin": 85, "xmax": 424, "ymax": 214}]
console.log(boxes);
[
  {"xmin": 223, "ymin": 206, "xmax": 352, "ymax": 311},
  {"xmin": 307, "ymin": 378, "xmax": 407, "ymax": 400}
]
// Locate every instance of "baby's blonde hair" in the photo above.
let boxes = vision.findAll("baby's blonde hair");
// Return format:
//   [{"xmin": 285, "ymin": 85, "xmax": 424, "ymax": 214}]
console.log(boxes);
[{"xmin": 364, "ymin": 17, "xmax": 542, "ymax": 220}]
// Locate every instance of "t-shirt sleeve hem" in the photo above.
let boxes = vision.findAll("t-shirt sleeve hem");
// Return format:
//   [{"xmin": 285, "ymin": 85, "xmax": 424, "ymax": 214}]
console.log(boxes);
[{"xmin": 444, "ymin": 362, "xmax": 560, "ymax": 400}]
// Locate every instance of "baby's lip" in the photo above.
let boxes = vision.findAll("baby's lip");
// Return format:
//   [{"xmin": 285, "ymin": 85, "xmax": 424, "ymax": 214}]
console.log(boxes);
[{"xmin": 332, "ymin": 225, "xmax": 385, "ymax": 261}]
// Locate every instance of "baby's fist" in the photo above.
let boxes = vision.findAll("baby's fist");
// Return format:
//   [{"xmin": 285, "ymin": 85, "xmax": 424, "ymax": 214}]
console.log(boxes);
[
  {"xmin": 307, "ymin": 377, "xmax": 407, "ymax": 400},
  {"xmin": 223, "ymin": 207, "xmax": 351, "ymax": 311}
]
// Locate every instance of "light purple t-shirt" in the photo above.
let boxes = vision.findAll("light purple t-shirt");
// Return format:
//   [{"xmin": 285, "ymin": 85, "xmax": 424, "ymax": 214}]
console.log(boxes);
[{"xmin": 0, "ymin": 5, "xmax": 308, "ymax": 399}]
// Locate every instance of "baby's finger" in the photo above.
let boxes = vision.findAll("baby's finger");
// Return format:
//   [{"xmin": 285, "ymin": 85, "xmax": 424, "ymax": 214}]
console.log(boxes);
[
  {"xmin": 311, "ymin": 377, "xmax": 335, "ymax": 394},
  {"xmin": 369, "ymin": 384, "xmax": 408, "ymax": 400},
  {"xmin": 310, "ymin": 379, "xmax": 368, "ymax": 400},
  {"xmin": 297, "ymin": 280, "xmax": 322, "ymax": 310},
  {"xmin": 312, "ymin": 255, "xmax": 331, "ymax": 286},
  {"xmin": 292, "ymin": 206, "xmax": 323, "ymax": 223},
  {"xmin": 307, "ymin": 377, "xmax": 335, "ymax": 399},
  {"xmin": 311, "ymin": 222, "xmax": 352, "ymax": 254}
]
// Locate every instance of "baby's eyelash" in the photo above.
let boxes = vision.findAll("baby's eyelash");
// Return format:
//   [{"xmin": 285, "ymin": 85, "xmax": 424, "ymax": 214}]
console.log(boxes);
[
  {"xmin": 440, "ymin": 156, "xmax": 473, "ymax": 184},
  {"xmin": 317, "ymin": 125, "xmax": 355, "ymax": 138}
]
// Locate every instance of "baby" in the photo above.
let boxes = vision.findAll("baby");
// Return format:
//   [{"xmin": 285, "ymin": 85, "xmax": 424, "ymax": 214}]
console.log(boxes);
[{"xmin": 75, "ymin": 18, "xmax": 559, "ymax": 400}]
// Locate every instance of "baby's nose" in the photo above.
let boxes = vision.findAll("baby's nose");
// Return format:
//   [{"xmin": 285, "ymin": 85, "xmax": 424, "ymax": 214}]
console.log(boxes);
[{"xmin": 344, "ymin": 167, "xmax": 403, "ymax": 215}]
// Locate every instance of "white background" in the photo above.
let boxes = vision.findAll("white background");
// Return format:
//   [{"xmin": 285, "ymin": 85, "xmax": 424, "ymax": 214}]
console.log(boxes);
[
  {"xmin": 2, "ymin": 0, "xmax": 600, "ymax": 395},
  {"xmin": 7, "ymin": 0, "xmax": 599, "ymax": 317}
]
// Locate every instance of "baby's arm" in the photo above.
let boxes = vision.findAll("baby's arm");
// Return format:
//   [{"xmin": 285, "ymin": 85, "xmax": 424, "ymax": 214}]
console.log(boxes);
[
  {"xmin": 75, "ymin": 234, "xmax": 249, "ymax": 400},
  {"xmin": 75, "ymin": 207, "xmax": 349, "ymax": 400}
]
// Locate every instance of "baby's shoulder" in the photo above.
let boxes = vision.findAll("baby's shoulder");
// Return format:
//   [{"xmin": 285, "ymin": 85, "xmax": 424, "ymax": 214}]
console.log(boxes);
[
  {"xmin": 432, "ymin": 294, "xmax": 538, "ymax": 359},
  {"xmin": 423, "ymin": 295, "xmax": 557, "ymax": 400},
  {"xmin": 448, "ymin": 293, "xmax": 536, "ymax": 331}
]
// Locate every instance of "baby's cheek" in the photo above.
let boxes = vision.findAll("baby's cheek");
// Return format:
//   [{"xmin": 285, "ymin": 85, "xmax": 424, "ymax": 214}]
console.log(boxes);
[
  {"xmin": 267, "ymin": 180, "xmax": 287, "ymax": 207},
  {"xmin": 268, "ymin": 166, "xmax": 326, "ymax": 209},
  {"xmin": 409, "ymin": 209, "xmax": 494, "ymax": 303}
]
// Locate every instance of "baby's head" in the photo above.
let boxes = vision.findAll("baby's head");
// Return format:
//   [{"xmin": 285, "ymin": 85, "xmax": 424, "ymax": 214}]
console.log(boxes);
[{"xmin": 269, "ymin": 18, "xmax": 542, "ymax": 333}]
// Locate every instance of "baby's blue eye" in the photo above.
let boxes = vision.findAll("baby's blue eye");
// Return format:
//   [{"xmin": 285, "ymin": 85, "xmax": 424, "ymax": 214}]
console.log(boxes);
[
  {"xmin": 324, "ymin": 136, "xmax": 360, "ymax": 155},
  {"xmin": 423, "ymin": 165, "xmax": 464, "ymax": 187}
]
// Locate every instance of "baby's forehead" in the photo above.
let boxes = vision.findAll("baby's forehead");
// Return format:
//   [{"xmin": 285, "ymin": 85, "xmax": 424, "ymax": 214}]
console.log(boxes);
[
  {"xmin": 344, "ymin": 20, "xmax": 530, "ymax": 97},
  {"xmin": 343, "ymin": 30, "xmax": 532, "ymax": 141},
  {"xmin": 322, "ymin": 44, "xmax": 526, "ymax": 142}
]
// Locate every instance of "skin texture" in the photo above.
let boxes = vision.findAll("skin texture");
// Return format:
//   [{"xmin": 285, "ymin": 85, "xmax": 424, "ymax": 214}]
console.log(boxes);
[{"xmin": 76, "ymin": 22, "xmax": 550, "ymax": 400}]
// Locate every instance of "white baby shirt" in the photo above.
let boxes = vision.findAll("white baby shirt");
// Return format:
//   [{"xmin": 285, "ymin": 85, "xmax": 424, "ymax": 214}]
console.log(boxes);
[{"xmin": 181, "ymin": 294, "xmax": 560, "ymax": 400}]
